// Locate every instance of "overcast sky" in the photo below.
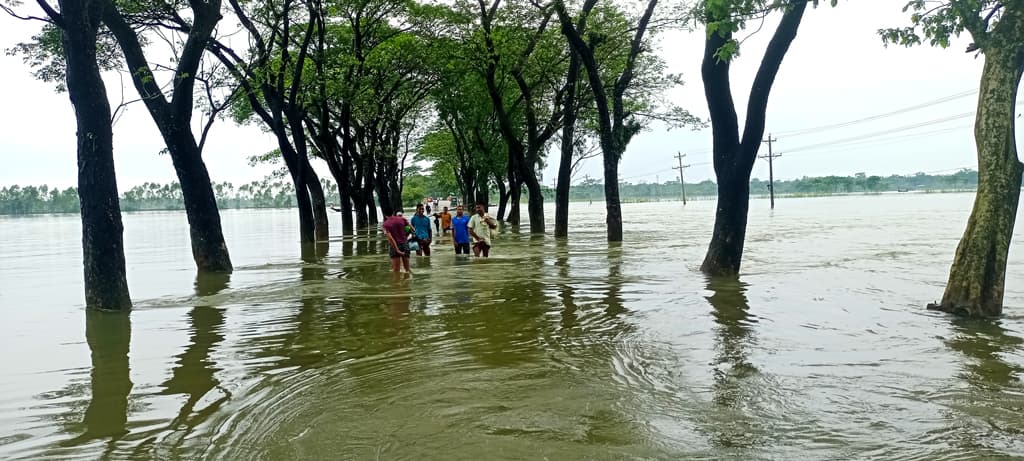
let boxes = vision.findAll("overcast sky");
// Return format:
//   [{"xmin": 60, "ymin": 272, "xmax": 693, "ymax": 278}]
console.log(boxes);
[{"xmin": 0, "ymin": 0, "xmax": 1000, "ymax": 189}]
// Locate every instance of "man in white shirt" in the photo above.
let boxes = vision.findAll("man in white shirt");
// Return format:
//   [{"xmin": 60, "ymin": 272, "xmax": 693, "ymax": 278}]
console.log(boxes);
[{"xmin": 468, "ymin": 203, "xmax": 498, "ymax": 257}]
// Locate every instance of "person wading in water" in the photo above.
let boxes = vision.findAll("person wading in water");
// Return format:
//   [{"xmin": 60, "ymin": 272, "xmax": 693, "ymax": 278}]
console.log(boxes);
[
  {"xmin": 383, "ymin": 211, "xmax": 412, "ymax": 274},
  {"xmin": 410, "ymin": 203, "xmax": 432, "ymax": 256},
  {"xmin": 451, "ymin": 205, "xmax": 471, "ymax": 256},
  {"xmin": 440, "ymin": 207, "xmax": 453, "ymax": 236},
  {"xmin": 469, "ymin": 203, "xmax": 498, "ymax": 258}
]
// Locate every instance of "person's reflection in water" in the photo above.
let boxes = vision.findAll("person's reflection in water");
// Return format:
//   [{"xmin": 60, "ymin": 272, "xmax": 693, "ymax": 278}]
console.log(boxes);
[
  {"xmin": 61, "ymin": 310, "xmax": 133, "ymax": 448},
  {"xmin": 704, "ymin": 275, "xmax": 763, "ymax": 449},
  {"xmin": 157, "ymin": 273, "xmax": 231, "ymax": 436},
  {"xmin": 386, "ymin": 278, "xmax": 412, "ymax": 320},
  {"xmin": 943, "ymin": 318, "xmax": 1024, "ymax": 448}
]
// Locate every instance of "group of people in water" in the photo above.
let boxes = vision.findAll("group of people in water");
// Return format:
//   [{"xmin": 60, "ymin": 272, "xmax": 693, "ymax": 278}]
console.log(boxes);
[{"xmin": 382, "ymin": 203, "xmax": 498, "ymax": 273}]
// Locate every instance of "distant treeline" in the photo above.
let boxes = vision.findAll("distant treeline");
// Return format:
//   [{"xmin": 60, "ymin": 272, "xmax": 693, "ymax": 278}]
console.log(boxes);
[
  {"xmin": 0, "ymin": 178, "xmax": 341, "ymax": 215},
  {"xmin": 0, "ymin": 170, "xmax": 980, "ymax": 215},
  {"xmin": 548, "ymin": 169, "xmax": 980, "ymax": 202}
]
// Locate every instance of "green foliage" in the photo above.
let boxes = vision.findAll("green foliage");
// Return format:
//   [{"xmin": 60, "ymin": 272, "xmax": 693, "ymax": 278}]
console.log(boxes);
[
  {"xmin": 697, "ymin": 0, "xmax": 837, "ymax": 61},
  {"xmin": 880, "ymin": 1, "xmax": 1006, "ymax": 50},
  {"xmin": 5, "ymin": 23, "xmax": 125, "ymax": 92}
]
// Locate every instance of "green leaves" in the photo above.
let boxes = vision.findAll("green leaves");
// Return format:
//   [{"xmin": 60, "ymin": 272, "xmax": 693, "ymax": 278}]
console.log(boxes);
[
  {"xmin": 698, "ymin": 0, "xmax": 838, "ymax": 62},
  {"xmin": 6, "ymin": 23, "xmax": 124, "ymax": 92},
  {"xmin": 880, "ymin": 0, "xmax": 1011, "ymax": 51}
]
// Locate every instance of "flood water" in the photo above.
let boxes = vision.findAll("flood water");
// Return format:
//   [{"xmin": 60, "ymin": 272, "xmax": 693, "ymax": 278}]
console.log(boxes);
[{"xmin": 1, "ymin": 193, "xmax": 1023, "ymax": 460}]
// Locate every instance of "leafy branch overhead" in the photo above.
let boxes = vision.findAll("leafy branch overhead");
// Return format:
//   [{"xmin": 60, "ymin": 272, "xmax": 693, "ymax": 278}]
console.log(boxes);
[
  {"xmin": 698, "ymin": 0, "xmax": 838, "ymax": 62},
  {"xmin": 880, "ymin": 1, "xmax": 1012, "ymax": 52}
]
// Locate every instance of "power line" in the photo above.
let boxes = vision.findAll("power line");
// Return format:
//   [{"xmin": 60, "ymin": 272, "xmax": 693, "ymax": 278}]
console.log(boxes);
[
  {"xmin": 781, "ymin": 124, "xmax": 972, "ymax": 158},
  {"xmin": 782, "ymin": 107, "xmax": 1012, "ymax": 154},
  {"xmin": 775, "ymin": 89, "xmax": 977, "ymax": 137}
]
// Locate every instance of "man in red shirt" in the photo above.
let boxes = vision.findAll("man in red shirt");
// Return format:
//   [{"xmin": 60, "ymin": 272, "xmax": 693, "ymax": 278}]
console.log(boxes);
[{"xmin": 383, "ymin": 211, "xmax": 412, "ymax": 274}]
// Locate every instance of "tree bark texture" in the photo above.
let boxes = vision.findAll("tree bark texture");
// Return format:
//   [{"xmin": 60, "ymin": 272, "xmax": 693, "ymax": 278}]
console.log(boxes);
[
  {"xmin": 699, "ymin": 0, "xmax": 807, "ymax": 275},
  {"xmin": 60, "ymin": 0, "xmax": 132, "ymax": 310},
  {"xmin": 930, "ymin": 42, "xmax": 1024, "ymax": 317}
]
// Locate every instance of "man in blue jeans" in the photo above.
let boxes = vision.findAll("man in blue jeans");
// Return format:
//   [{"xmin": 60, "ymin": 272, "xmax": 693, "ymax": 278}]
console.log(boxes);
[{"xmin": 451, "ymin": 205, "xmax": 471, "ymax": 255}]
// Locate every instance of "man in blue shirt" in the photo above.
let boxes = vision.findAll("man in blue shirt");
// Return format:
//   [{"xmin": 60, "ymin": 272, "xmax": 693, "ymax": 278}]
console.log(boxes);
[
  {"xmin": 451, "ymin": 205, "xmax": 472, "ymax": 255},
  {"xmin": 410, "ymin": 203, "xmax": 433, "ymax": 256}
]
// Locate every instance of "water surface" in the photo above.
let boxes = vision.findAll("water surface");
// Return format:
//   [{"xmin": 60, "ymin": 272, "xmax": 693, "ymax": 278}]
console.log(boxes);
[{"xmin": 1, "ymin": 193, "xmax": 1022, "ymax": 460}]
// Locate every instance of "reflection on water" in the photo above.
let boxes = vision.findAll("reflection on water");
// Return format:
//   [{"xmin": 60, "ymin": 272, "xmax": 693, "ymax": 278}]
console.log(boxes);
[
  {"xmin": 941, "ymin": 318, "xmax": 1024, "ymax": 455},
  {"xmin": 704, "ymin": 276, "xmax": 763, "ymax": 450},
  {"xmin": 65, "ymin": 311, "xmax": 132, "ymax": 448},
  {"xmin": 2, "ymin": 196, "xmax": 1024, "ymax": 459}
]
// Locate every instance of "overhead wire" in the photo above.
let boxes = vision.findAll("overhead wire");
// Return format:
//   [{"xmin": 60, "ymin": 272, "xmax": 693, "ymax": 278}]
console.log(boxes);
[{"xmin": 774, "ymin": 89, "xmax": 978, "ymax": 137}]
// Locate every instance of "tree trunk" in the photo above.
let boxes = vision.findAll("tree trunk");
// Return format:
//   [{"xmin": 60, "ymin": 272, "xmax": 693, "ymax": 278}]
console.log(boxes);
[
  {"xmin": 279, "ymin": 144, "xmax": 316, "ymax": 258},
  {"xmin": 554, "ymin": 148, "xmax": 573, "ymax": 237},
  {"xmin": 164, "ymin": 129, "xmax": 233, "ymax": 272},
  {"xmin": 555, "ymin": 47, "xmax": 581, "ymax": 238},
  {"xmin": 929, "ymin": 46, "xmax": 1024, "ymax": 317},
  {"xmin": 337, "ymin": 178, "xmax": 353, "ymax": 235},
  {"xmin": 701, "ymin": 168, "xmax": 751, "ymax": 276},
  {"xmin": 475, "ymin": 176, "xmax": 489, "ymax": 210},
  {"xmin": 603, "ymin": 151, "xmax": 623, "ymax": 241},
  {"xmin": 363, "ymin": 155, "xmax": 379, "ymax": 224},
  {"xmin": 522, "ymin": 165, "xmax": 545, "ymax": 234},
  {"xmin": 698, "ymin": 0, "xmax": 806, "ymax": 276},
  {"xmin": 60, "ymin": 0, "xmax": 131, "ymax": 310},
  {"xmin": 305, "ymin": 159, "xmax": 329, "ymax": 243},
  {"xmin": 496, "ymin": 174, "xmax": 509, "ymax": 221},
  {"xmin": 508, "ymin": 179, "xmax": 522, "ymax": 226},
  {"xmin": 101, "ymin": 0, "xmax": 232, "ymax": 274}
]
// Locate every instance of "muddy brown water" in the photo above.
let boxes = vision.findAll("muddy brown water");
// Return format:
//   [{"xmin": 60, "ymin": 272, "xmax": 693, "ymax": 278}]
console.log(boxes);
[{"xmin": 1, "ymin": 193, "xmax": 1022, "ymax": 460}]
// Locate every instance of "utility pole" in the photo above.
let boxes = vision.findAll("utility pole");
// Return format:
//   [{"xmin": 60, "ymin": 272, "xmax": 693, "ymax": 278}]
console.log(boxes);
[
  {"xmin": 760, "ymin": 134, "xmax": 781, "ymax": 210},
  {"xmin": 583, "ymin": 174, "xmax": 592, "ymax": 204},
  {"xmin": 672, "ymin": 152, "xmax": 691, "ymax": 205}
]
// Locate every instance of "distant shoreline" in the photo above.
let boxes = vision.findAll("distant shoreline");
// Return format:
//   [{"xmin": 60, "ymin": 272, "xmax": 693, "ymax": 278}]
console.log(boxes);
[{"xmin": 0, "ymin": 189, "xmax": 983, "ymax": 217}]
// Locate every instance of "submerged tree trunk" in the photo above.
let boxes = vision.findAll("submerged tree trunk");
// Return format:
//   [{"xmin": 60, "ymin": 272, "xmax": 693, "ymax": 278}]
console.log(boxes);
[
  {"xmin": 353, "ymin": 192, "xmax": 369, "ymax": 229},
  {"xmin": 929, "ymin": 46, "xmax": 1024, "ymax": 317},
  {"xmin": 699, "ymin": 0, "xmax": 807, "ymax": 275},
  {"xmin": 700, "ymin": 169, "xmax": 752, "ymax": 276},
  {"xmin": 523, "ymin": 170, "xmax": 545, "ymax": 234},
  {"xmin": 496, "ymin": 174, "xmax": 509, "ymax": 221},
  {"xmin": 305, "ymin": 161, "xmax": 329, "ymax": 243},
  {"xmin": 60, "ymin": 0, "xmax": 131, "ymax": 310},
  {"xmin": 508, "ymin": 178, "xmax": 522, "ymax": 226},
  {"xmin": 164, "ymin": 130, "xmax": 234, "ymax": 272},
  {"xmin": 102, "ymin": 0, "xmax": 232, "ymax": 273},
  {"xmin": 363, "ymin": 155, "xmax": 379, "ymax": 224},
  {"xmin": 603, "ymin": 152, "xmax": 623, "ymax": 242}
]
